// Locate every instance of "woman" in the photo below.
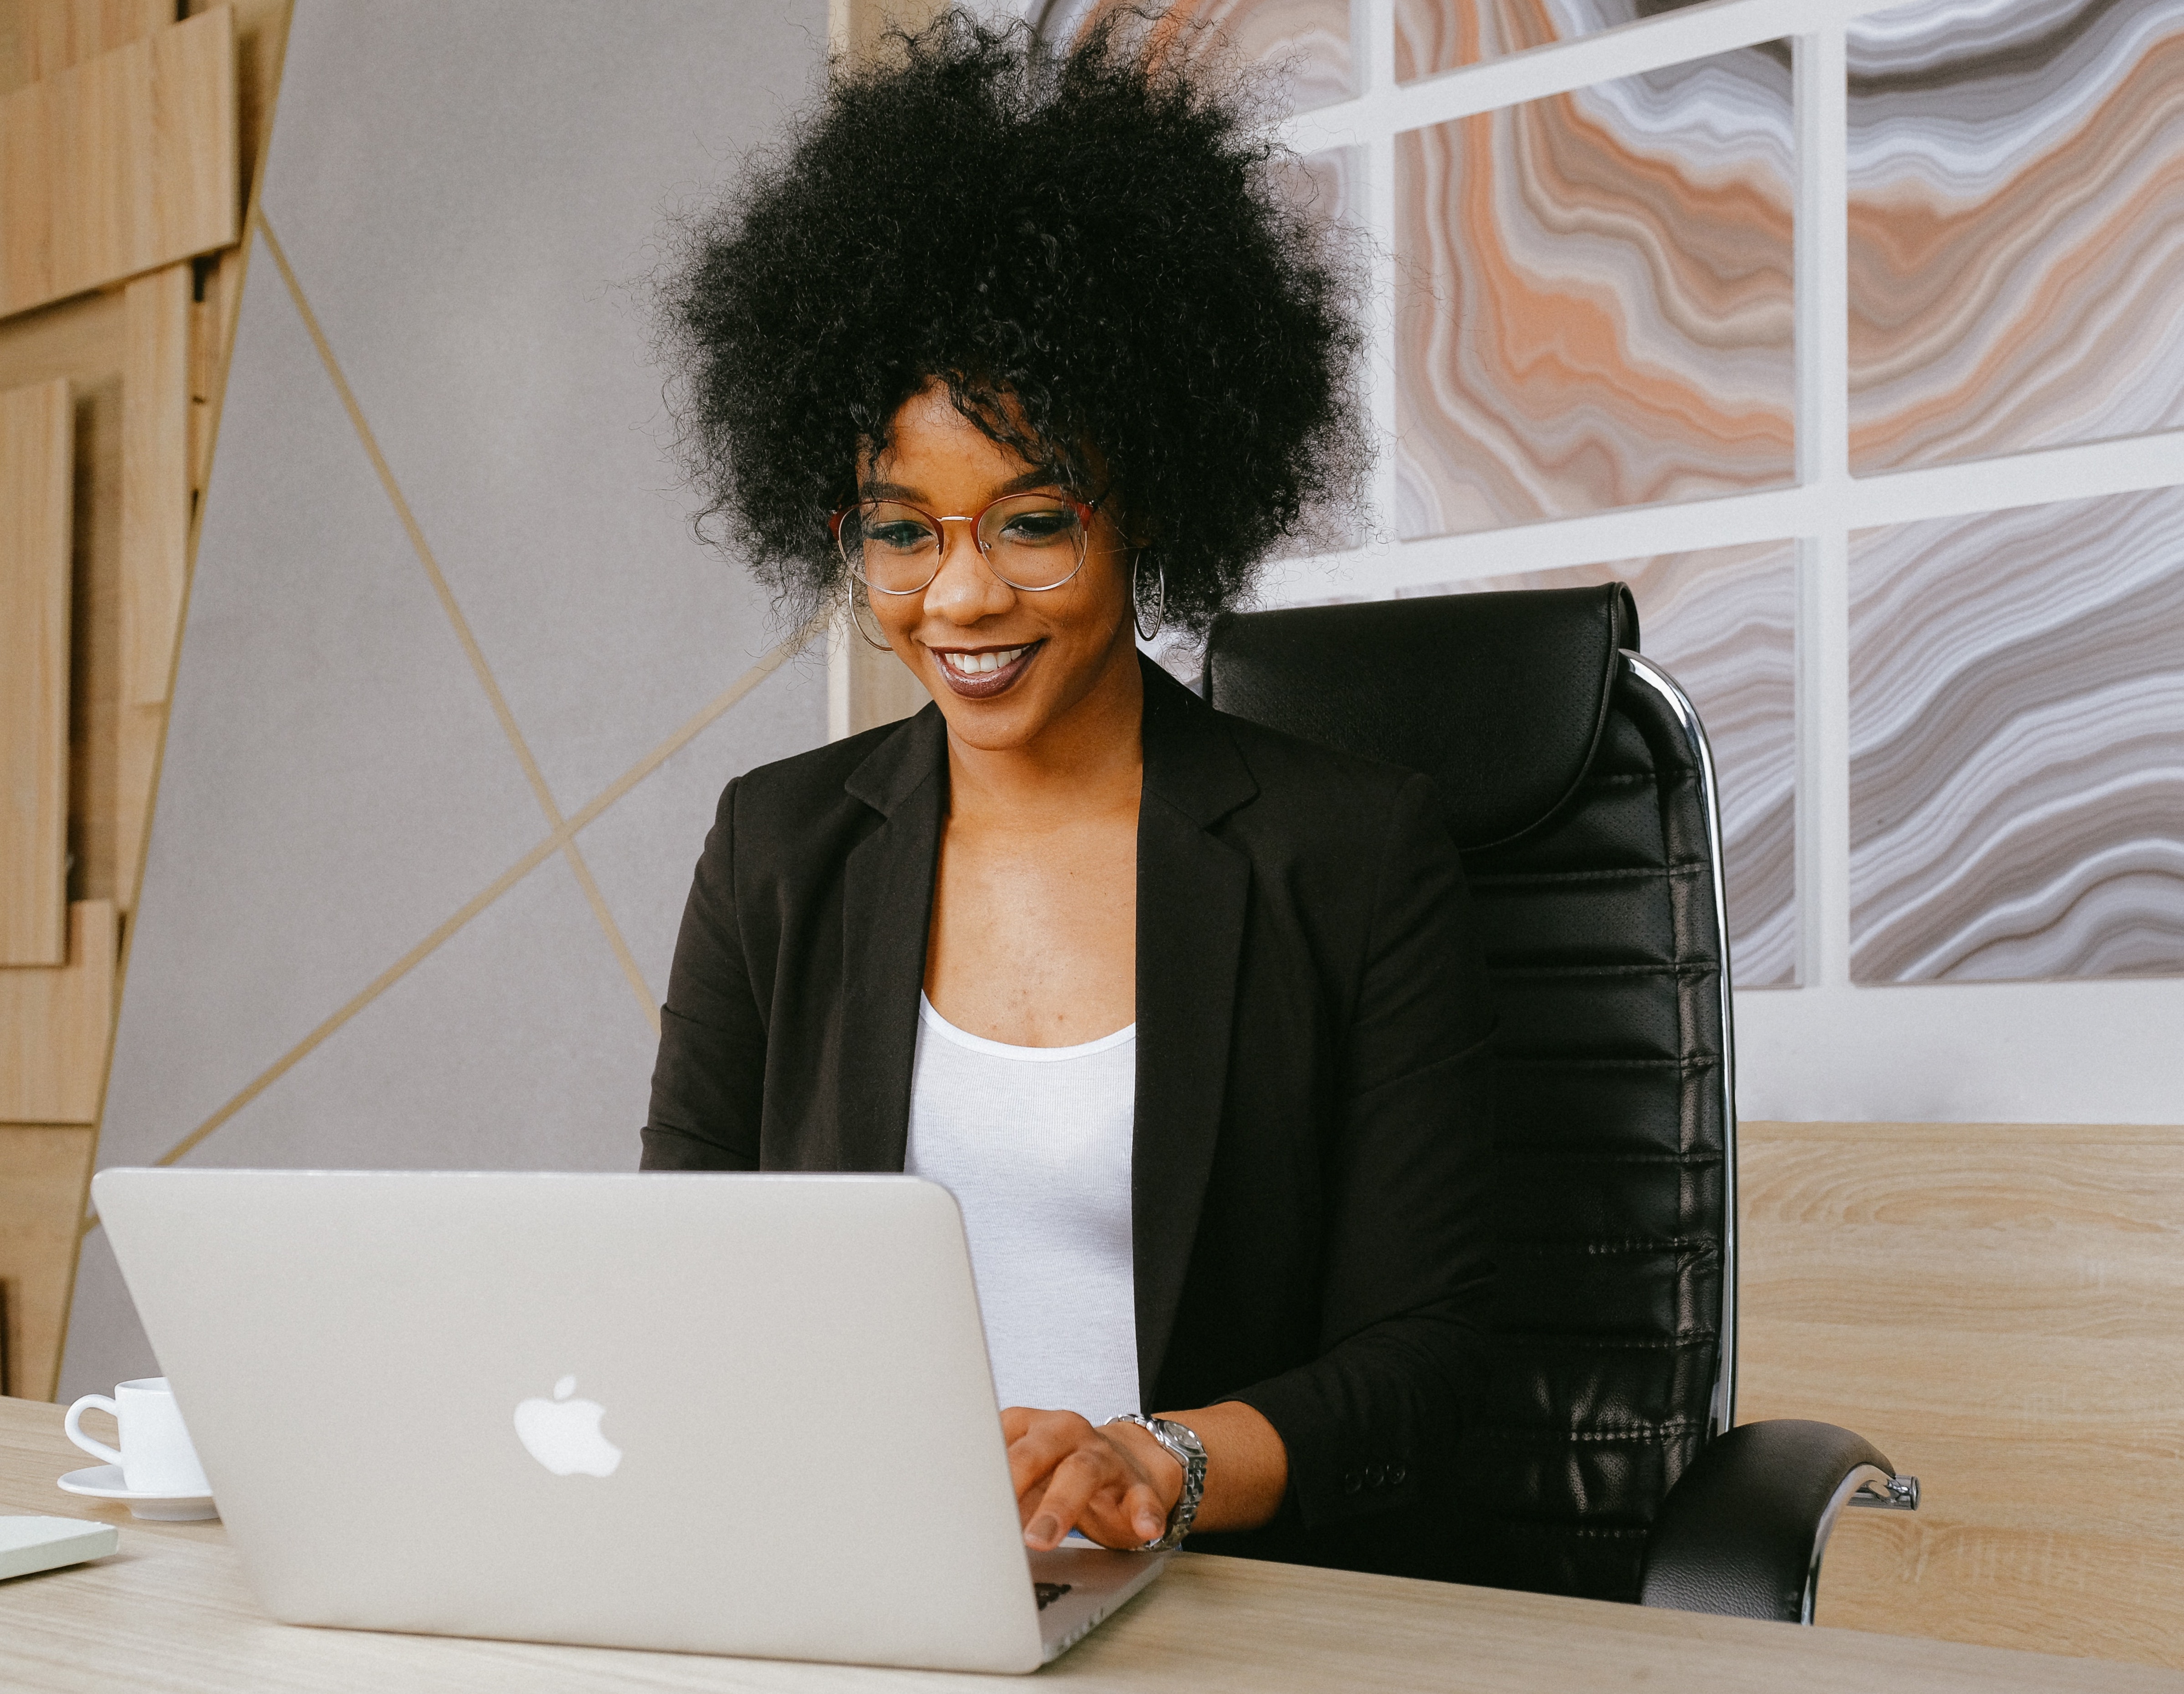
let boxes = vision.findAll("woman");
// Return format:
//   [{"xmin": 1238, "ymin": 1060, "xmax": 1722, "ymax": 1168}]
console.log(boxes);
[{"xmin": 644, "ymin": 12, "xmax": 1495, "ymax": 1575}]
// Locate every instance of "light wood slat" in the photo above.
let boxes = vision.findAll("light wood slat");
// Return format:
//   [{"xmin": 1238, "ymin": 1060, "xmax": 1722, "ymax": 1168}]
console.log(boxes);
[
  {"xmin": 121, "ymin": 263, "xmax": 188, "ymax": 703},
  {"xmin": 1, "ymin": 375, "xmax": 72, "ymax": 965},
  {"xmin": 0, "ymin": 1399, "xmax": 2168, "ymax": 1693},
  {"xmin": 0, "ymin": 286, "xmax": 124, "ymax": 392},
  {"xmin": 63, "ymin": 371, "xmax": 124, "ymax": 913},
  {"xmin": 19, "ymin": 0, "xmax": 174, "ymax": 83},
  {"xmin": 188, "ymin": 257, "xmax": 218, "ymax": 490},
  {"xmin": 0, "ymin": 902, "xmax": 116, "ymax": 1123},
  {"xmin": 1740, "ymin": 1119, "xmax": 2184, "ymax": 1671},
  {"xmin": 0, "ymin": 1126, "xmax": 96, "ymax": 1401},
  {"xmin": 837, "ymin": 615, "xmax": 932, "ymax": 737},
  {"xmin": 0, "ymin": 8, "xmax": 237, "ymax": 321},
  {"xmin": 112, "ymin": 702, "xmax": 164, "ymax": 915}
]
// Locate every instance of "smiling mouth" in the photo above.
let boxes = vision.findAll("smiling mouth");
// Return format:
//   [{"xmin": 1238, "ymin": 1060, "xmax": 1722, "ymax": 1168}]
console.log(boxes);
[{"xmin": 931, "ymin": 640, "xmax": 1042, "ymax": 699}]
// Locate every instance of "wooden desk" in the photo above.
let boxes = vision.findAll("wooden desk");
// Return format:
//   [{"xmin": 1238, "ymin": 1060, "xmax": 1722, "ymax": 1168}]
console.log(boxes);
[{"xmin": 1, "ymin": 1397, "xmax": 2172, "ymax": 1693}]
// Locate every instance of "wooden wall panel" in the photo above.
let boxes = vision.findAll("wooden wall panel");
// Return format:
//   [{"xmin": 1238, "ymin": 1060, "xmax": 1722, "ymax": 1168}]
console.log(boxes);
[
  {"xmin": 0, "ymin": 901, "xmax": 116, "ymax": 1123},
  {"xmin": 113, "ymin": 697, "xmax": 164, "ymax": 914},
  {"xmin": 122, "ymin": 263, "xmax": 189, "ymax": 703},
  {"xmin": 0, "ymin": 285, "xmax": 124, "ymax": 392},
  {"xmin": 0, "ymin": 1125, "xmax": 96, "ymax": 1402},
  {"xmin": 1, "ymin": 376, "xmax": 73, "ymax": 966},
  {"xmin": 65, "ymin": 371, "xmax": 127, "ymax": 913},
  {"xmin": 1740, "ymin": 1120, "xmax": 2184, "ymax": 1670},
  {"xmin": 16, "ymin": 0, "xmax": 173, "ymax": 84},
  {"xmin": 0, "ymin": 7, "xmax": 237, "ymax": 320},
  {"xmin": 840, "ymin": 622, "xmax": 932, "ymax": 737}
]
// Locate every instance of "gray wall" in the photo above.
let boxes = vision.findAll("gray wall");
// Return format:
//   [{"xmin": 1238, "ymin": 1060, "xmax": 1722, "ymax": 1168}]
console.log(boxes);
[{"xmin": 65, "ymin": 0, "xmax": 832, "ymax": 1399}]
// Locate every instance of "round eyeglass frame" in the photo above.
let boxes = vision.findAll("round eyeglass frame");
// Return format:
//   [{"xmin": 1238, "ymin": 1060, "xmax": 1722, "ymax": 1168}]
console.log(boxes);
[{"xmin": 829, "ymin": 491, "xmax": 1105, "ymax": 596}]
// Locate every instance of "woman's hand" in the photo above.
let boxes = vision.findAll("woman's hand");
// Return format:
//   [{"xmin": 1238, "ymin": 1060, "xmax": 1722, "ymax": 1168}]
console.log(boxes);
[
  {"xmin": 1003, "ymin": 1401, "xmax": 1290, "ymax": 1549},
  {"xmin": 1003, "ymin": 1407, "xmax": 1181, "ymax": 1551}
]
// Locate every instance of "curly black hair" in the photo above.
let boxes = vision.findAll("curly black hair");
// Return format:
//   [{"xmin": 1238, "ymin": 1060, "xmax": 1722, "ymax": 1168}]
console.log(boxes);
[{"xmin": 656, "ymin": 9, "xmax": 1367, "ymax": 640}]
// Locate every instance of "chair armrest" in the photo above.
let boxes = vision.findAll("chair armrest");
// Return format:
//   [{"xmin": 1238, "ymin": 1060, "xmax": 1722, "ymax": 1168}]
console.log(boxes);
[{"xmin": 1637, "ymin": 1419, "xmax": 1918, "ymax": 1623}]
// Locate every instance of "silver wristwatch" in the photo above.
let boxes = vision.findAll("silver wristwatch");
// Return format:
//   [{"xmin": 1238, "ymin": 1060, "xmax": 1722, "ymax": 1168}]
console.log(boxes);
[{"xmin": 1104, "ymin": 1414, "xmax": 1206, "ymax": 1550}]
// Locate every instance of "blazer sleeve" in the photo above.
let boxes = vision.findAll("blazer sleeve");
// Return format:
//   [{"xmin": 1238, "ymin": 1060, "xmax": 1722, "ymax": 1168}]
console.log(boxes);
[
  {"xmin": 1224, "ymin": 772, "xmax": 1496, "ymax": 1529},
  {"xmin": 641, "ymin": 778, "xmax": 767, "ymax": 1171}
]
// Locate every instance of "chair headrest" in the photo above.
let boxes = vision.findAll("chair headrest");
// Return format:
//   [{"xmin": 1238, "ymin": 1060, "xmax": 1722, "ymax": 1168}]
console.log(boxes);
[{"xmin": 1202, "ymin": 583, "xmax": 1639, "ymax": 851}]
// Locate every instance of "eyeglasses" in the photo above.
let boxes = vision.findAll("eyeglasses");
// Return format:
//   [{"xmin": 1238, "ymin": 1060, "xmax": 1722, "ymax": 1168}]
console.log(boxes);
[{"xmin": 830, "ymin": 491, "xmax": 1103, "ymax": 595}]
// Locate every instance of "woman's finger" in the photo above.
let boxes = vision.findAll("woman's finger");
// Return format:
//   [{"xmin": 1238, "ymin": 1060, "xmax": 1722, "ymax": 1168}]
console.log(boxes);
[
  {"xmin": 1003, "ymin": 1409, "xmax": 1094, "ymax": 1498},
  {"xmin": 1071, "ymin": 1476, "xmax": 1168, "ymax": 1550},
  {"xmin": 1022, "ymin": 1446, "xmax": 1120, "ymax": 1549},
  {"xmin": 1120, "ymin": 1478, "xmax": 1167, "ymax": 1545}
]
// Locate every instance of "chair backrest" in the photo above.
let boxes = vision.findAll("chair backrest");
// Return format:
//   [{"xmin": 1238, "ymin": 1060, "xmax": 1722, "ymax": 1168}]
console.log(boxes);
[{"xmin": 1203, "ymin": 584, "xmax": 1737, "ymax": 1602}]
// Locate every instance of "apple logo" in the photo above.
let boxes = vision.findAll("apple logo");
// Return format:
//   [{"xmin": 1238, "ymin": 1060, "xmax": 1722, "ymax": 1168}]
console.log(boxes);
[{"xmin": 513, "ymin": 1375, "xmax": 622, "ymax": 1477}]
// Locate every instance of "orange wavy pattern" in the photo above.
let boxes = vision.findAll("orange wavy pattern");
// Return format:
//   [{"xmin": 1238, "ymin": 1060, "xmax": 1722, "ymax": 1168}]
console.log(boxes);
[
  {"xmin": 1394, "ymin": 49, "xmax": 1794, "ymax": 538},
  {"xmin": 1848, "ymin": 0, "xmax": 2184, "ymax": 472},
  {"xmin": 1394, "ymin": 0, "xmax": 1712, "ymax": 82},
  {"xmin": 1039, "ymin": 0, "xmax": 1353, "ymax": 112}
]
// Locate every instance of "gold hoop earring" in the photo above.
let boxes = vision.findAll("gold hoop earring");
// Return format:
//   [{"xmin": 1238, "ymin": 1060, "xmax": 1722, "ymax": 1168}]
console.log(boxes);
[
  {"xmin": 846, "ymin": 585, "xmax": 892, "ymax": 652},
  {"xmin": 1132, "ymin": 553, "xmax": 1166, "ymax": 642}
]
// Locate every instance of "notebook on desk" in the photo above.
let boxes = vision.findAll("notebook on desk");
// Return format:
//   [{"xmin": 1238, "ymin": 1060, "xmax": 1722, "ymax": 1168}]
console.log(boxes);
[{"xmin": 91, "ymin": 1167, "xmax": 1167, "ymax": 1674}]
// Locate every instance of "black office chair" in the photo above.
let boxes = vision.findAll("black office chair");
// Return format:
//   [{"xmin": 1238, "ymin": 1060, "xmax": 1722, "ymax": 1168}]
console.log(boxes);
[{"xmin": 1203, "ymin": 583, "xmax": 1918, "ymax": 1624}]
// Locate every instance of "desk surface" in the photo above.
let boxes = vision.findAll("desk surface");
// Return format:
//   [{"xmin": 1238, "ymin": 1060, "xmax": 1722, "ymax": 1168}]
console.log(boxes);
[{"xmin": 2, "ymin": 1396, "xmax": 2174, "ymax": 1693}]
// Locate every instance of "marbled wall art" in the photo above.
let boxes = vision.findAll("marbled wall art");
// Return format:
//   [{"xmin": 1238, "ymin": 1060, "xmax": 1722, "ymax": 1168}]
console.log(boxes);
[
  {"xmin": 1036, "ymin": 0, "xmax": 1353, "ymax": 112},
  {"xmin": 1849, "ymin": 485, "xmax": 2184, "ymax": 984},
  {"xmin": 1395, "ymin": 0, "xmax": 1711, "ymax": 82},
  {"xmin": 1401, "ymin": 542, "xmax": 1798, "ymax": 986},
  {"xmin": 1275, "ymin": 145, "xmax": 1368, "ymax": 557},
  {"xmin": 1848, "ymin": 0, "xmax": 2184, "ymax": 474},
  {"xmin": 1279, "ymin": 141, "xmax": 1360, "ymax": 233},
  {"xmin": 1393, "ymin": 47, "xmax": 1794, "ymax": 539}
]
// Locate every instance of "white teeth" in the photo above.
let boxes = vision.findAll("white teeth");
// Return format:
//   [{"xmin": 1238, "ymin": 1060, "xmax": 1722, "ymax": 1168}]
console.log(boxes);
[{"xmin": 944, "ymin": 646, "xmax": 1027, "ymax": 677}]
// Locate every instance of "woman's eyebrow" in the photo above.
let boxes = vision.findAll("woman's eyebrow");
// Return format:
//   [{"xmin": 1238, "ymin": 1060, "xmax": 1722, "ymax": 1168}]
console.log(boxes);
[{"xmin": 855, "ymin": 468, "xmax": 1072, "ymax": 503}]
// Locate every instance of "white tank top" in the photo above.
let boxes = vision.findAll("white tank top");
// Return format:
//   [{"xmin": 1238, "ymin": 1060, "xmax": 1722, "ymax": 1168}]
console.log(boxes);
[{"xmin": 904, "ymin": 994, "xmax": 1141, "ymax": 1421}]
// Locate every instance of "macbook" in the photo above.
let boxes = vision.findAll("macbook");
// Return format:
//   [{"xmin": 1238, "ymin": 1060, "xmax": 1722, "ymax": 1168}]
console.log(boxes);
[{"xmin": 92, "ymin": 1167, "xmax": 1167, "ymax": 1673}]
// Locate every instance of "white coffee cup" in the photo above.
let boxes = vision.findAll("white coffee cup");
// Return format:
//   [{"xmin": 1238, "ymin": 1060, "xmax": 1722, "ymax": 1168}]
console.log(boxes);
[{"xmin": 64, "ymin": 1377, "xmax": 211, "ymax": 1496}]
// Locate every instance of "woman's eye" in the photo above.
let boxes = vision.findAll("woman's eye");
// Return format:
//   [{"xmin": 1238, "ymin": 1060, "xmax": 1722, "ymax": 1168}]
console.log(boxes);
[
  {"xmin": 1000, "ymin": 511, "xmax": 1075, "ymax": 544},
  {"xmin": 867, "ymin": 522, "xmax": 936, "ymax": 552}
]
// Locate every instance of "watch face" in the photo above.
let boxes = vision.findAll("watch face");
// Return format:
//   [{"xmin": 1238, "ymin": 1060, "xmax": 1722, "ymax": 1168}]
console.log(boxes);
[
  {"xmin": 1112, "ymin": 1415, "xmax": 1204, "ymax": 1545},
  {"xmin": 1149, "ymin": 1417, "xmax": 1204, "ymax": 1458}
]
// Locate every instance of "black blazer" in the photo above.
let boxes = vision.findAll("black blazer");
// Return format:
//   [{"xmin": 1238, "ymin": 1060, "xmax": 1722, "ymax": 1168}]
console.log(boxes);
[{"xmin": 643, "ymin": 657, "xmax": 1496, "ymax": 1570}]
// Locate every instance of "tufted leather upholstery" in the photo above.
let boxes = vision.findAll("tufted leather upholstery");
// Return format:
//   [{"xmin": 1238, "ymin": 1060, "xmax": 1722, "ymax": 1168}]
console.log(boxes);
[{"xmin": 1205, "ymin": 584, "xmax": 1798, "ymax": 1607}]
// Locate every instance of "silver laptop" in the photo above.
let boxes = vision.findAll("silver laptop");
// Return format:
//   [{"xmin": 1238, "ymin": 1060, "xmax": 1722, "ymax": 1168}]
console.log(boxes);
[{"xmin": 93, "ymin": 1168, "xmax": 1167, "ymax": 1673}]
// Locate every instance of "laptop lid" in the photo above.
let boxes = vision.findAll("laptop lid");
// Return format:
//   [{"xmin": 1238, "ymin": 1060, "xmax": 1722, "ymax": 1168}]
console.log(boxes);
[{"xmin": 92, "ymin": 1168, "xmax": 1052, "ymax": 1673}]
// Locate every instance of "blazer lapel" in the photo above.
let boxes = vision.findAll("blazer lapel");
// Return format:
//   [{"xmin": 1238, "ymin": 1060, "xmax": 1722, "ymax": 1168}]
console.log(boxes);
[
  {"xmin": 838, "ymin": 705, "xmax": 949, "ymax": 1173},
  {"xmin": 1132, "ymin": 661, "xmax": 1258, "ymax": 1402}
]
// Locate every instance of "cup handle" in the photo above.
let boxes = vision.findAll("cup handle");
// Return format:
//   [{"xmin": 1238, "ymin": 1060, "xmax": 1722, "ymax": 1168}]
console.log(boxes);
[{"xmin": 64, "ymin": 1395, "xmax": 124, "ymax": 1467}]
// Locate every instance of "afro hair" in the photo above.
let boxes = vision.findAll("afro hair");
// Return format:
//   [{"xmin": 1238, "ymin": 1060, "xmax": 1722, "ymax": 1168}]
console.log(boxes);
[{"xmin": 656, "ymin": 8, "xmax": 1367, "ymax": 640}]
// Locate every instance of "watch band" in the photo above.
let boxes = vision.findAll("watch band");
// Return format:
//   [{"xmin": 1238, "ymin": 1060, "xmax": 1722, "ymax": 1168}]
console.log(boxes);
[{"xmin": 1105, "ymin": 1414, "xmax": 1206, "ymax": 1550}]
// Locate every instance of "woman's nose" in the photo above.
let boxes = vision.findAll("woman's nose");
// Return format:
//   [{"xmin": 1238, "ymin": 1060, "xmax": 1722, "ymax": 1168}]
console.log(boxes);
[{"xmin": 921, "ymin": 521, "xmax": 1014, "ymax": 625}]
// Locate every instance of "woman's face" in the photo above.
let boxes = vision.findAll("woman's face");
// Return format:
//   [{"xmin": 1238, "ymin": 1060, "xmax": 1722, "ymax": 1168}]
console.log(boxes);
[{"xmin": 856, "ymin": 382, "xmax": 1141, "ymax": 753}]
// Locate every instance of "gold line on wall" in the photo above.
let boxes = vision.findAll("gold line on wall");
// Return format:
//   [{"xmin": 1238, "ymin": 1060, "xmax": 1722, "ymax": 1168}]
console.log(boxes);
[
  {"xmin": 255, "ymin": 212, "xmax": 662, "ymax": 1031},
  {"xmin": 145, "ymin": 833, "xmax": 570, "ymax": 1173},
  {"xmin": 131, "ymin": 0, "xmax": 292, "ymax": 917},
  {"xmin": 125, "ymin": 613, "xmax": 823, "ymax": 1184}
]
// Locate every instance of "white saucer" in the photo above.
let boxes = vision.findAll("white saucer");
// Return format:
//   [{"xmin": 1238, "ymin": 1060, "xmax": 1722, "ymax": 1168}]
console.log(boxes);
[{"xmin": 57, "ymin": 1464, "xmax": 218, "ymax": 1522}]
